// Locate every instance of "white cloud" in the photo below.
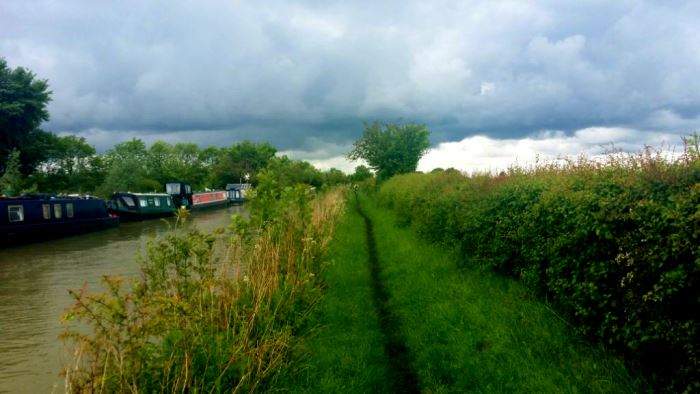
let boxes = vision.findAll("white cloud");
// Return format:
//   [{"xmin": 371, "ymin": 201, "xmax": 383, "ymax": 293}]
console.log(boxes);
[{"xmin": 418, "ymin": 127, "xmax": 684, "ymax": 174}]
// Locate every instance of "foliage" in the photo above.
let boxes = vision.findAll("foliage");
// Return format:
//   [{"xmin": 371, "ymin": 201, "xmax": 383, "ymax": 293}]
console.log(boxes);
[
  {"xmin": 377, "ymin": 146, "xmax": 700, "ymax": 392},
  {"xmin": 28, "ymin": 135, "xmax": 104, "ymax": 193},
  {"xmin": 348, "ymin": 164, "xmax": 373, "ymax": 183},
  {"xmin": 209, "ymin": 140, "xmax": 277, "ymax": 187},
  {"xmin": 0, "ymin": 148, "xmax": 23, "ymax": 195},
  {"xmin": 62, "ymin": 184, "xmax": 347, "ymax": 392},
  {"xmin": 321, "ymin": 168, "xmax": 348, "ymax": 187},
  {"xmin": 348, "ymin": 121, "xmax": 431, "ymax": 181},
  {"xmin": 0, "ymin": 58, "xmax": 53, "ymax": 174},
  {"xmin": 320, "ymin": 194, "xmax": 645, "ymax": 393},
  {"xmin": 264, "ymin": 156, "xmax": 324, "ymax": 189},
  {"xmin": 97, "ymin": 138, "xmax": 159, "ymax": 196}
]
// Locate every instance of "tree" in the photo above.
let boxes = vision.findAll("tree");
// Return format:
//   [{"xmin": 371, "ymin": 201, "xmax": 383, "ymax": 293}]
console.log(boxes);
[
  {"xmin": 0, "ymin": 58, "xmax": 53, "ymax": 174},
  {"xmin": 209, "ymin": 141, "xmax": 277, "ymax": 187},
  {"xmin": 265, "ymin": 156, "xmax": 323, "ymax": 188},
  {"xmin": 348, "ymin": 121, "xmax": 431, "ymax": 181},
  {"xmin": 349, "ymin": 165, "xmax": 373, "ymax": 183},
  {"xmin": 98, "ymin": 138, "xmax": 159, "ymax": 197},
  {"xmin": 322, "ymin": 168, "xmax": 348, "ymax": 186},
  {"xmin": 30, "ymin": 135, "xmax": 102, "ymax": 193},
  {"xmin": 0, "ymin": 148, "xmax": 22, "ymax": 195}
]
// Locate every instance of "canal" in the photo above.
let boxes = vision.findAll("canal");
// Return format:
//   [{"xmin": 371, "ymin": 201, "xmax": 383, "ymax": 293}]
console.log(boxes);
[{"xmin": 0, "ymin": 205, "xmax": 245, "ymax": 393}]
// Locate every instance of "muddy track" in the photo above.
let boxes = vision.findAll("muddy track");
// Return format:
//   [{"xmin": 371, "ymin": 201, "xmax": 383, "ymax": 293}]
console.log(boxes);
[{"xmin": 355, "ymin": 195, "xmax": 420, "ymax": 393}]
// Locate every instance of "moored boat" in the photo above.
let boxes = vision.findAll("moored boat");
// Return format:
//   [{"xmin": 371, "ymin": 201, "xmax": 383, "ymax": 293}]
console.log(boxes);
[
  {"xmin": 166, "ymin": 182, "xmax": 229, "ymax": 209},
  {"xmin": 0, "ymin": 194, "xmax": 119, "ymax": 245},
  {"xmin": 107, "ymin": 192, "xmax": 176, "ymax": 221},
  {"xmin": 225, "ymin": 183, "xmax": 251, "ymax": 204}
]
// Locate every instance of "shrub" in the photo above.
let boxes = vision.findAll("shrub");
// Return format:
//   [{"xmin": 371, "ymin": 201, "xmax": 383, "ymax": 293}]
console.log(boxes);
[{"xmin": 378, "ymin": 149, "xmax": 699, "ymax": 392}]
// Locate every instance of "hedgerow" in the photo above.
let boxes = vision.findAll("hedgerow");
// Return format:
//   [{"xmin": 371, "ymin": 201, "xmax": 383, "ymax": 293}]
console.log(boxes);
[{"xmin": 377, "ymin": 143, "xmax": 700, "ymax": 392}]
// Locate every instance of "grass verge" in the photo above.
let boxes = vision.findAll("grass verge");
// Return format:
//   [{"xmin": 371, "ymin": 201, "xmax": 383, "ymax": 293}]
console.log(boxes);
[
  {"xmin": 286, "ymin": 192, "xmax": 647, "ymax": 393},
  {"xmin": 282, "ymin": 193, "xmax": 391, "ymax": 393}
]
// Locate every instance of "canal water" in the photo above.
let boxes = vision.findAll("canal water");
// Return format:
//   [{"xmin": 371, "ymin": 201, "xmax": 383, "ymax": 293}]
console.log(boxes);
[{"xmin": 0, "ymin": 205, "xmax": 245, "ymax": 393}]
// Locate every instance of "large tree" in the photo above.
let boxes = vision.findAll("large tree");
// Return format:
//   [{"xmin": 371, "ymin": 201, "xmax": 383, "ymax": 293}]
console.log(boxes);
[
  {"xmin": 0, "ymin": 58, "xmax": 53, "ymax": 174},
  {"xmin": 348, "ymin": 121, "xmax": 431, "ymax": 181},
  {"xmin": 209, "ymin": 141, "xmax": 277, "ymax": 186},
  {"xmin": 98, "ymin": 138, "xmax": 159, "ymax": 197},
  {"xmin": 30, "ymin": 135, "xmax": 103, "ymax": 193}
]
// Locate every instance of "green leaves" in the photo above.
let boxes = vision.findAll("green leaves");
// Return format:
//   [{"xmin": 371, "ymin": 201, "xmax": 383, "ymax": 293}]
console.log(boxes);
[
  {"xmin": 377, "ymin": 155, "xmax": 700, "ymax": 392},
  {"xmin": 1, "ymin": 58, "xmax": 52, "ymax": 174},
  {"xmin": 348, "ymin": 121, "xmax": 431, "ymax": 181}
]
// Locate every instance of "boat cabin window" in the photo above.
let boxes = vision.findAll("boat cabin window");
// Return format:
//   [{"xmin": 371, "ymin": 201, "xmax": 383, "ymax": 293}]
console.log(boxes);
[
  {"xmin": 185, "ymin": 184, "xmax": 192, "ymax": 194},
  {"xmin": 67, "ymin": 203, "xmax": 74, "ymax": 218},
  {"xmin": 42, "ymin": 204, "xmax": 51, "ymax": 219},
  {"xmin": 139, "ymin": 198, "xmax": 147, "ymax": 207},
  {"xmin": 166, "ymin": 183, "xmax": 181, "ymax": 194},
  {"xmin": 121, "ymin": 196, "xmax": 136, "ymax": 207},
  {"xmin": 8, "ymin": 205, "xmax": 24, "ymax": 222},
  {"xmin": 166, "ymin": 198, "xmax": 172, "ymax": 206},
  {"xmin": 54, "ymin": 204, "xmax": 62, "ymax": 219},
  {"xmin": 155, "ymin": 198, "xmax": 161, "ymax": 207}
]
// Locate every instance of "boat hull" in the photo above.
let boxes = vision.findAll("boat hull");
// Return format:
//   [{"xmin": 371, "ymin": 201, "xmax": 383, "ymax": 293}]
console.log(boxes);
[
  {"xmin": 1, "ymin": 196, "xmax": 119, "ymax": 246},
  {"xmin": 191, "ymin": 191, "xmax": 229, "ymax": 209},
  {"xmin": 107, "ymin": 192, "xmax": 176, "ymax": 221}
]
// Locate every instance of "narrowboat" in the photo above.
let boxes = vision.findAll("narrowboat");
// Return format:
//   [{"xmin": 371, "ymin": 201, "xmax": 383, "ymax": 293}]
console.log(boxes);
[
  {"xmin": 107, "ymin": 192, "xmax": 176, "ymax": 221},
  {"xmin": 0, "ymin": 194, "xmax": 119, "ymax": 245},
  {"xmin": 225, "ymin": 183, "xmax": 251, "ymax": 204},
  {"xmin": 166, "ymin": 182, "xmax": 229, "ymax": 209}
]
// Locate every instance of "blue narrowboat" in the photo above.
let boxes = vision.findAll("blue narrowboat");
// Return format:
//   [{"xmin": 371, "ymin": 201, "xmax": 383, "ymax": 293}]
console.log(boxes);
[{"xmin": 0, "ymin": 194, "xmax": 119, "ymax": 245}]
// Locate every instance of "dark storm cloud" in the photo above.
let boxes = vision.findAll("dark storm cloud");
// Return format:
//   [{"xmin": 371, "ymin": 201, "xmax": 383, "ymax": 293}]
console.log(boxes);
[{"xmin": 1, "ymin": 0, "xmax": 699, "ymax": 160}]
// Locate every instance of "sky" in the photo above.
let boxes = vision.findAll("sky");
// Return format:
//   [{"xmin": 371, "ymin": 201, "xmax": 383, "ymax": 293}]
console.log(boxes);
[{"xmin": 1, "ymin": 0, "xmax": 699, "ymax": 173}]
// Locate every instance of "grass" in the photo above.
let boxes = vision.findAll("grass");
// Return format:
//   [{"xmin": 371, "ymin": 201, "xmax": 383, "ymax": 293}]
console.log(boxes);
[
  {"xmin": 283, "ymin": 192, "xmax": 392, "ymax": 393},
  {"xmin": 283, "ymin": 192, "xmax": 647, "ymax": 393}
]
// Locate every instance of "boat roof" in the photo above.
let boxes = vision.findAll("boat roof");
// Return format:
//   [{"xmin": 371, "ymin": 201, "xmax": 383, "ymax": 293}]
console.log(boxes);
[
  {"xmin": 0, "ymin": 194, "xmax": 101, "ymax": 201},
  {"xmin": 113, "ymin": 192, "xmax": 171, "ymax": 197}
]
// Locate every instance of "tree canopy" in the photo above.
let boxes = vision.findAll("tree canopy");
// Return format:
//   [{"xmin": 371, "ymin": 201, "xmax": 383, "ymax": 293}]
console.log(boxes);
[
  {"xmin": 0, "ymin": 58, "xmax": 53, "ymax": 174},
  {"xmin": 209, "ymin": 141, "xmax": 277, "ymax": 187},
  {"xmin": 348, "ymin": 121, "xmax": 431, "ymax": 181}
]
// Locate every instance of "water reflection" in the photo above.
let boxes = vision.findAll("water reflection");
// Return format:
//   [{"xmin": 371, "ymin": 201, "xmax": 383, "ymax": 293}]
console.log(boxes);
[{"xmin": 0, "ymin": 205, "xmax": 245, "ymax": 393}]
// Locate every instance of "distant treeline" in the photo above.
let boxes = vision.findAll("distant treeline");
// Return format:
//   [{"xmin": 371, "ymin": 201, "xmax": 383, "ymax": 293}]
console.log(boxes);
[
  {"xmin": 0, "ymin": 136, "xmax": 373, "ymax": 197},
  {"xmin": 377, "ymin": 141, "xmax": 699, "ymax": 392}
]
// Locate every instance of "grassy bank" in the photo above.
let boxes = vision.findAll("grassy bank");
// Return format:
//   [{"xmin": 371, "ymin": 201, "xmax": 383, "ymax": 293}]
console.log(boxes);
[
  {"xmin": 285, "ymin": 193, "xmax": 644, "ymax": 392},
  {"xmin": 61, "ymin": 187, "xmax": 346, "ymax": 392}
]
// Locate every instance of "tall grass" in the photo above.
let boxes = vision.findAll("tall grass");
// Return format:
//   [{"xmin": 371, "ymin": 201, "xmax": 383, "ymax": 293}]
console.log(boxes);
[
  {"xmin": 61, "ymin": 187, "xmax": 346, "ymax": 393},
  {"xmin": 378, "ymin": 139, "xmax": 700, "ymax": 392}
]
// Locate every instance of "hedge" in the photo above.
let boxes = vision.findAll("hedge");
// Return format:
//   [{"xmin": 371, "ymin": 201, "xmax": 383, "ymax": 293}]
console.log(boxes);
[{"xmin": 378, "ymin": 152, "xmax": 699, "ymax": 392}]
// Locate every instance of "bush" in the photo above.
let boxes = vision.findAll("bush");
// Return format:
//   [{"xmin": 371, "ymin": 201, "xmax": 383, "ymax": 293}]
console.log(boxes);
[{"xmin": 377, "ymin": 149, "xmax": 700, "ymax": 392}]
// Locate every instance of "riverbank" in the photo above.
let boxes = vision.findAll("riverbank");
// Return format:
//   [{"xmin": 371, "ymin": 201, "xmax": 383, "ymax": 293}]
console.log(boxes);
[
  {"xmin": 0, "ymin": 205, "xmax": 244, "ymax": 393},
  {"xmin": 284, "ymin": 193, "xmax": 646, "ymax": 392},
  {"xmin": 60, "ymin": 187, "xmax": 345, "ymax": 392}
]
